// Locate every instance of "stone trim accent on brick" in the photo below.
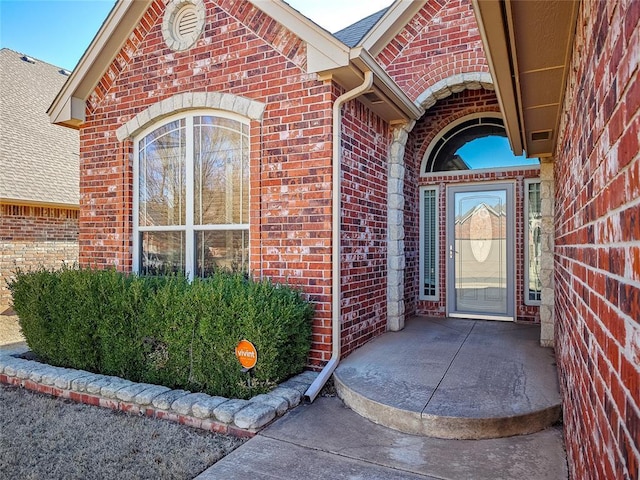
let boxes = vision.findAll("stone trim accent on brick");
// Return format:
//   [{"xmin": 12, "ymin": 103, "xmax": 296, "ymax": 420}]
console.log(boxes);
[
  {"xmin": 415, "ymin": 73, "xmax": 494, "ymax": 110},
  {"xmin": 0, "ymin": 349, "xmax": 317, "ymax": 437},
  {"xmin": 387, "ymin": 123, "xmax": 413, "ymax": 331},
  {"xmin": 539, "ymin": 161, "xmax": 555, "ymax": 347},
  {"xmin": 388, "ymin": 77, "xmax": 495, "ymax": 332},
  {"xmin": 161, "ymin": 0, "xmax": 206, "ymax": 52},
  {"xmin": 115, "ymin": 92, "xmax": 266, "ymax": 141}
]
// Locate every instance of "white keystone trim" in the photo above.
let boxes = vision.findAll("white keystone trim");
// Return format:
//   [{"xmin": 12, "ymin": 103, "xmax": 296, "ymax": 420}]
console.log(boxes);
[
  {"xmin": 116, "ymin": 92, "xmax": 266, "ymax": 141},
  {"xmin": 416, "ymin": 72, "xmax": 494, "ymax": 110}
]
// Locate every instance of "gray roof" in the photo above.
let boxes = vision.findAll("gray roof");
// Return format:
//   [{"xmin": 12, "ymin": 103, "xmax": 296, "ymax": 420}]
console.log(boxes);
[
  {"xmin": 333, "ymin": 7, "xmax": 389, "ymax": 47},
  {"xmin": 0, "ymin": 49, "xmax": 79, "ymax": 206}
]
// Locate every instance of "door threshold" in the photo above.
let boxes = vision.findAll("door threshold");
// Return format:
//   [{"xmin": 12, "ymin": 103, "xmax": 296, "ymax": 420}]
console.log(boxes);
[{"xmin": 448, "ymin": 313, "xmax": 514, "ymax": 322}]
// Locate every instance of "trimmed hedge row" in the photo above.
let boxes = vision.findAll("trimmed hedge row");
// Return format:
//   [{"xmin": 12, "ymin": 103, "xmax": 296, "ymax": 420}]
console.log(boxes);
[{"xmin": 8, "ymin": 267, "xmax": 314, "ymax": 399}]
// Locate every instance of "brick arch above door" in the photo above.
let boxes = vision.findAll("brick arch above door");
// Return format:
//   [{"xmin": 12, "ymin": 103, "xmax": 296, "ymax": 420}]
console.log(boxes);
[
  {"xmin": 385, "ymin": 73, "xmax": 497, "ymax": 332},
  {"xmin": 416, "ymin": 72, "xmax": 494, "ymax": 110}
]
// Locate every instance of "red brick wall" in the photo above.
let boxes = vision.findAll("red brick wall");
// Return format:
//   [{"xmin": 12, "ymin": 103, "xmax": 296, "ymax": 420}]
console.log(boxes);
[
  {"xmin": 79, "ymin": 0, "xmax": 335, "ymax": 368},
  {"xmin": 404, "ymin": 89, "xmax": 539, "ymax": 322},
  {"xmin": 0, "ymin": 204, "xmax": 79, "ymax": 308},
  {"xmin": 553, "ymin": 0, "xmax": 639, "ymax": 478},
  {"xmin": 376, "ymin": 0, "xmax": 488, "ymax": 102},
  {"xmin": 340, "ymin": 99, "xmax": 392, "ymax": 357}
]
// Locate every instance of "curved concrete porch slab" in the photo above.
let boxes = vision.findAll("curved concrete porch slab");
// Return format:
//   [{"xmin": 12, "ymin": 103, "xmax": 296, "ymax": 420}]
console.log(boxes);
[{"xmin": 334, "ymin": 316, "xmax": 561, "ymax": 439}]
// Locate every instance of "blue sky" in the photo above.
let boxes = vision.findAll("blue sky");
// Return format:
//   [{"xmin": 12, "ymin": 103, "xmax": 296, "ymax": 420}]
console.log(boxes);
[
  {"xmin": 0, "ymin": 0, "xmax": 117, "ymax": 70},
  {"xmin": 457, "ymin": 136, "xmax": 539, "ymax": 169},
  {"xmin": 0, "ymin": 0, "xmax": 392, "ymax": 70}
]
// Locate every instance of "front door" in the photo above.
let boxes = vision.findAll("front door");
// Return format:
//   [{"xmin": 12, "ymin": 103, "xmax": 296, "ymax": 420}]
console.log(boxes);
[{"xmin": 447, "ymin": 183, "xmax": 514, "ymax": 320}]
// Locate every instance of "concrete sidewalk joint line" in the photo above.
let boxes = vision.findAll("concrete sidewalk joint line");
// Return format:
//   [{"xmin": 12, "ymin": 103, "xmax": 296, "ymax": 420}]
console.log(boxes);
[
  {"xmin": 421, "ymin": 320, "xmax": 476, "ymax": 413},
  {"xmin": 0, "ymin": 348, "xmax": 318, "ymax": 438}
]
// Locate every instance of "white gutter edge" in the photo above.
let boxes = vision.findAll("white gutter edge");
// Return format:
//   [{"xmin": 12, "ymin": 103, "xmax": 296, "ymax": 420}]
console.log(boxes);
[{"xmin": 304, "ymin": 70, "xmax": 374, "ymax": 403}]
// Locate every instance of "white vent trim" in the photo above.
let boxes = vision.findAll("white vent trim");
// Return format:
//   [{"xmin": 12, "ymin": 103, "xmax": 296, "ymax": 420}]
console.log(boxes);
[{"xmin": 162, "ymin": 0, "xmax": 206, "ymax": 52}]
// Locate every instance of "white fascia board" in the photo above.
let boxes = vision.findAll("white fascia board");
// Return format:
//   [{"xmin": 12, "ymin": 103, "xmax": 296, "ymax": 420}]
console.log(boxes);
[
  {"xmin": 350, "ymin": 47, "xmax": 423, "ymax": 120},
  {"xmin": 0, "ymin": 198, "xmax": 80, "ymax": 209},
  {"xmin": 361, "ymin": 0, "xmax": 427, "ymax": 55},
  {"xmin": 51, "ymin": 96, "xmax": 86, "ymax": 128},
  {"xmin": 249, "ymin": 0, "xmax": 350, "ymax": 71},
  {"xmin": 472, "ymin": 0, "xmax": 524, "ymax": 155},
  {"xmin": 48, "ymin": 0, "xmax": 152, "ymax": 127},
  {"xmin": 307, "ymin": 43, "xmax": 350, "ymax": 73}
]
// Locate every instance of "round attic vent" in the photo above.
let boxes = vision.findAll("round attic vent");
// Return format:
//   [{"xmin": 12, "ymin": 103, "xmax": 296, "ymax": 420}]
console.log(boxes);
[
  {"xmin": 175, "ymin": 6, "xmax": 198, "ymax": 37},
  {"xmin": 162, "ymin": 0, "xmax": 205, "ymax": 52}
]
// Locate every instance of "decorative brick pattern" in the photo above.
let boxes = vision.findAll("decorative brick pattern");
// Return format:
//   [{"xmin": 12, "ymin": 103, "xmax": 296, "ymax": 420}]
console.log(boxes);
[
  {"xmin": 376, "ymin": 0, "xmax": 489, "ymax": 103},
  {"xmin": 553, "ymin": 0, "xmax": 640, "ymax": 478},
  {"xmin": 0, "ymin": 204, "xmax": 79, "ymax": 308},
  {"xmin": 115, "ymin": 91, "xmax": 266, "ymax": 141}
]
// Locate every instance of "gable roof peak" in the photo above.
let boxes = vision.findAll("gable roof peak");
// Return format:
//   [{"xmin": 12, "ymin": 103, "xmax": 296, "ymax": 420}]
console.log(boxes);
[{"xmin": 333, "ymin": 7, "xmax": 390, "ymax": 48}]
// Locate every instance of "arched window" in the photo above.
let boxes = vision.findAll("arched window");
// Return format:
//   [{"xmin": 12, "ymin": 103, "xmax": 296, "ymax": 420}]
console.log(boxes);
[
  {"xmin": 134, "ymin": 111, "xmax": 249, "ymax": 279},
  {"xmin": 422, "ymin": 116, "xmax": 539, "ymax": 173}
]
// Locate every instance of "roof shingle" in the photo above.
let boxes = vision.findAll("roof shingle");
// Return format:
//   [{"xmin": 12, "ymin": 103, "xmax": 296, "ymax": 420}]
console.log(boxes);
[
  {"xmin": 0, "ymin": 49, "xmax": 79, "ymax": 206},
  {"xmin": 333, "ymin": 7, "xmax": 389, "ymax": 47}
]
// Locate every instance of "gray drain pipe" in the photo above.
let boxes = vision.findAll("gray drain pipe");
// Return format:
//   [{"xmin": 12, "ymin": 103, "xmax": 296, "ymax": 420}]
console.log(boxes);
[{"xmin": 304, "ymin": 70, "xmax": 374, "ymax": 403}]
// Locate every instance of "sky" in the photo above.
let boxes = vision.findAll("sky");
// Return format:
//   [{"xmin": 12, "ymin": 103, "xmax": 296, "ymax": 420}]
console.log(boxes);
[
  {"xmin": 0, "ymin": 0, "xmax": 393, "ymax": 71},
  {"xmin": 457, "ymin": 136, "xmax": 539, "ymax": 169}
]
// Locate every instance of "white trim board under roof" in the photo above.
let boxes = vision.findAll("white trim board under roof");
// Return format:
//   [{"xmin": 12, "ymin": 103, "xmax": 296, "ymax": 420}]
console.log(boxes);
[
  {"xmin": 49, "ymin": 0, "xmax": 421, "ymax": 129},
  {"xmin": 250, "ymin": 0, "xmax": 421, "ymax": 123},
  {"xmin": 359, "ymin": 0, "xmax": 427, "ymax": 55},
  {"xmin": 48, "ymin": 0, "xmax": 151, "ymax": 128},
  {"xmin": 472, "ymin": 0, "xmax": 579, "ymax": 158}
]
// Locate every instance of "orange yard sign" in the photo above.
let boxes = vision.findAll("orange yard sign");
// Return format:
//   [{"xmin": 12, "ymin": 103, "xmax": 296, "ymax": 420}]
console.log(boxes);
[{"xmin": 235, "ymin": 340, "xmax": 257, "ymax": 369}]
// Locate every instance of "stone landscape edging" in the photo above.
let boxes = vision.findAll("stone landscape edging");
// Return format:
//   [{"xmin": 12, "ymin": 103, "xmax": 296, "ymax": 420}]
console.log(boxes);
[{"xmin": 0, "ymin": 350, "xmax": 318, "ymax": 438}]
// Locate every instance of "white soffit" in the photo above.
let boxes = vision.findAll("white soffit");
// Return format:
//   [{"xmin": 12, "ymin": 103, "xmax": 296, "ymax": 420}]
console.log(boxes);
[{"xmin": 473, "ymin": 0, "xmax": 579, "ymax": 157}]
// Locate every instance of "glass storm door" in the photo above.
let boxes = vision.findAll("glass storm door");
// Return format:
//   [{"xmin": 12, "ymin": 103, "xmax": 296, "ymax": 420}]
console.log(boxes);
[{"xmin": 447, "ymin": 183, "xmax": 514, "ymax": 320}]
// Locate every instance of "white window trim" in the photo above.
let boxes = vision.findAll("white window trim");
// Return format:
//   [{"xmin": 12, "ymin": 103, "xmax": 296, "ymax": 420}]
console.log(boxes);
[
  {"xmin": 419, "ymin": 186, "xmax": 439, "ymax": 301},
  {"xmin": 133, "ymin": 109, "xmax": 249, "ymax": 280},
  {"xmin": 420, "ymin": 112, "xmax": 504, "ymax": 176},
  {"xmin": 524, "ymin": 179, "xmax": 542, "ymax": 306}
]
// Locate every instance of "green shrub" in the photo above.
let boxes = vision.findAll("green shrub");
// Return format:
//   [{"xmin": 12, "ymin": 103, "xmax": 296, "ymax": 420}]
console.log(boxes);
[{"xmin": 8, "ymin": 267, "xmax": 314, "ymax": 399}]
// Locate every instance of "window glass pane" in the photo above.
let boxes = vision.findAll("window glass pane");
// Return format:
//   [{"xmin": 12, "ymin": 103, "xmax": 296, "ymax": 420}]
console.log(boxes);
[
  {"xmin": 195, "ymin": 230, "xmax": 248, "ymax": 276},
  {"xmin": 140, "ymin": 231, "xmax": 185, "ymax": 275},
  {"xmin": 423, "ymin": 189, "xmax": 437, "ymax": 298},
  {"xmin": 135, "ymin": 113, "xmax": 250, "ymax": 281},
  {"xmin": 427, "ymin": 118, "xmax": 540, "ymax": 172},
  {"xmin": 194, "ymin": 117, "xmax": 248, "ymax": 225},
  {"xmin": 139, "ymin": 120, "xmax": 186, "ymax": 227},
  {"xmin": 528, "ymin": 182, "xmax": 542, "ymax": 302}
]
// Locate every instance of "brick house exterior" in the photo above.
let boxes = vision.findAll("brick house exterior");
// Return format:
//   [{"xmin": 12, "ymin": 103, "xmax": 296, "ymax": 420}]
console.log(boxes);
[
  {"xmin": 0, "ymin": 49, "xmax": 79, "ymax": 311},
  {"xmin": 48, "ymin": 1, "xmax": 638, "ymax": 477},
  {"xmin": 551, "ymin": 1, "xmax": 639, "ymax": 477}
]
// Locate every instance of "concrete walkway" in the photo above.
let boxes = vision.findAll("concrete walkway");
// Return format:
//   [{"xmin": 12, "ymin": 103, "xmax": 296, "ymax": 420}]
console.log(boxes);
[
  {"xmin": 335, "ymin": 317, "xmax": 562, "ymax": 439},
  {"xmin": 200, "ymin": 317, "xmax": 567, "ymax": 479},
  {"xmin": 198, "ymin": 395, "xmax": 568, "ymax": 479}
]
